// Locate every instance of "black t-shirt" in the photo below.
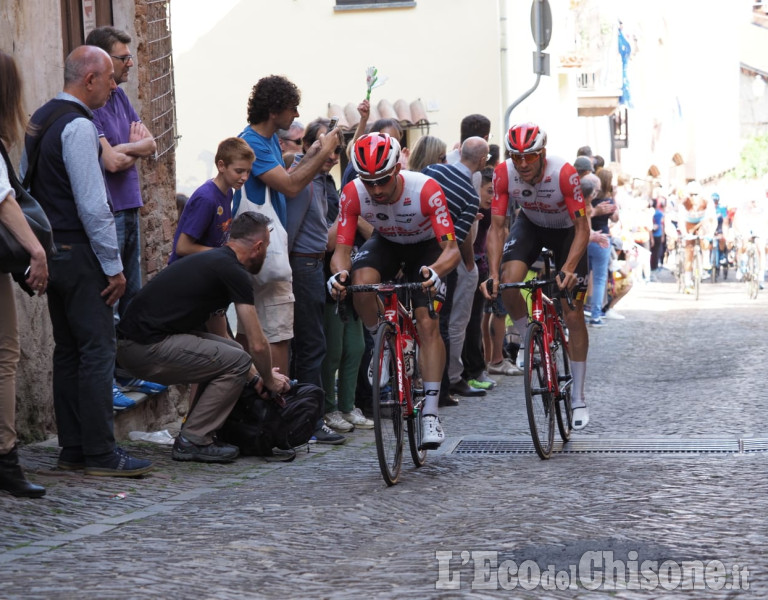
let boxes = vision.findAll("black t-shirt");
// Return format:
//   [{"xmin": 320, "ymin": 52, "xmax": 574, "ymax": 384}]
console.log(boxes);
[{"xmin": 117, "ymin": 246, "xmax": 254, "ymax": 344}]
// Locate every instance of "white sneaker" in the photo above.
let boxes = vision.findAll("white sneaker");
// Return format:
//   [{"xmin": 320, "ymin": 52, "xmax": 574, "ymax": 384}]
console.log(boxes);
[
  {"xmin": 367, "ymin": 347, "xmax": 391, "ymax": 387},
  {"xmin": 572, "ymin": 404, "xmax": 589, "ymax": 430},
  {"xmin": 325, "ymin": 410, "xmax": 354, "ymax": 433},
  {"xmin": 421, "ymin": 414, "xmax": 445, "ymax": 448},
  {"xmin": 342, "ymin": 407, "xmax": 374, "ymax": 430},
  {"xmin": 603, "ymin": 309, "xmax": 625, "ymax": 320}
]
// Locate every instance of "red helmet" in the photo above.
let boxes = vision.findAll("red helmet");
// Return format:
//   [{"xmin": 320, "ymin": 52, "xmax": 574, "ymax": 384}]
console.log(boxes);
[
  {"xmin": 351, "ymin": 132, "xmax": 401, "ymax": 178},
  {"xmin": 505, "ymin": 123, "xmax": 547, "ymax": 155}
]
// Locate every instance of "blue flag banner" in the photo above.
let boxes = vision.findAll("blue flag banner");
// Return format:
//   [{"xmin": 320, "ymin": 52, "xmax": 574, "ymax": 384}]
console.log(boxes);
[{"xmin": 618, "ymin": 26, "xmax": 633, "ymax": 107}]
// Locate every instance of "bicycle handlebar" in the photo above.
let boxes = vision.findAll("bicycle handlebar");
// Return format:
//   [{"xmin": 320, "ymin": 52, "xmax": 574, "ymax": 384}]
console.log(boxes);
[
  {"xmin": 487, "ymin": 275, "xmax": 575, "ymax": 311},
  {"xmin": 342, "ymin": 281, "xmax": 438, "ymax": 320}
]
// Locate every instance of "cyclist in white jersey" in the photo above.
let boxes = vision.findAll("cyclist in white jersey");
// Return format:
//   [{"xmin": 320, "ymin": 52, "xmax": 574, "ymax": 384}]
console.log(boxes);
[
  {"xmin": 482, "ymin": 123, "xmax": 592, "ymax": 429},
  {"xmin": 328, "ymin": 133, "xmax": 460, "ymax": 447}
]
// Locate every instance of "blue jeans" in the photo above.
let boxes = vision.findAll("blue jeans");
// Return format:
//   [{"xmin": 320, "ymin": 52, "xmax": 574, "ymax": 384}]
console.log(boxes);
[
  {"xmin": 588, "ymin": 241, "xmax": 611, "ymax": 319},
  {"xmin": 114, "ymin": 208, "xmax": 142, "ymax": 320},
  {"xmin": 289, "ymin": 255, "xmax": 326, "ymax": 388},
  {"xmin": 47, "ymin": 243, "xmax": 117, "ymax": 456}
]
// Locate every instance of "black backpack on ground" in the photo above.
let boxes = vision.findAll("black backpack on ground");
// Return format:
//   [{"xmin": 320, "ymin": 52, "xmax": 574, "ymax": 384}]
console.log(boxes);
[{"xmin": 219, "ymin": 382, "xmax": 323, "ymax": 458}]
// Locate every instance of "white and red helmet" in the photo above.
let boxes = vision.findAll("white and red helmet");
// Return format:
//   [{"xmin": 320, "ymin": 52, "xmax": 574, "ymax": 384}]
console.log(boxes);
[
  {"xmin": 351, "ymin": 132, "xmax": 401, "ymax": 178},
  {"xmin": 505, "ymin": 123, "xmax": 547, "ymax": 155}
]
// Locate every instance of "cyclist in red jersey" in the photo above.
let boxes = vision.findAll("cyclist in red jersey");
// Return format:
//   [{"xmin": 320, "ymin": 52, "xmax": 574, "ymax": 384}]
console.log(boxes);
[
  {"xmin": 482, "ymin": 123, "xmax": 592, "ymax": 429},
  {"xmin": 328, "ymin": 133, "xmax": 460, "ymax": 447}
]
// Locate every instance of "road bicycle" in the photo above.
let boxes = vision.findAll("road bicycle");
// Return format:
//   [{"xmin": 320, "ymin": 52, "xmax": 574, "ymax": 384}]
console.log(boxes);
[
  {"xmin": 343, "ymin": 281, "xmax": 432, "ymax": 486},
  {"xmin": 489, "ymin": 251, "xmax": 574, "ymax": 459},
  {"xmin": 742, "ymin": 234, "xmax": 760, "ymax": 299}
]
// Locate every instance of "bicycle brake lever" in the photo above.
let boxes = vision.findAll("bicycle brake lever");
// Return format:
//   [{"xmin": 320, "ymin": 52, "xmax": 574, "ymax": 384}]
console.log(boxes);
[
  {"xmin": 557, "ymin": 271, "xmax": 575, "ymax": 310},
  {"xmin": 425, "ymin": 288, "xmax": 437, "ymax": 319}
]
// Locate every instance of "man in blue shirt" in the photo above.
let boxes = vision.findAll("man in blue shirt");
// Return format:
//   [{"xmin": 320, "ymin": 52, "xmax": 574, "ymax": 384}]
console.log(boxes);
[{"xmin": 234, "ymin": 76, "xmax": 343, "ymax": 443}]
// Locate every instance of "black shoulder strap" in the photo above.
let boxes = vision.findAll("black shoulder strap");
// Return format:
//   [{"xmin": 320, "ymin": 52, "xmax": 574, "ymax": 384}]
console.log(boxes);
[
  {"xmin": 22, "ymin": 100, "xmax": 90, "ymax": 189},
  {"xmin": 0, "ymin": 139, "xmax": 24, "ymax": 191}
]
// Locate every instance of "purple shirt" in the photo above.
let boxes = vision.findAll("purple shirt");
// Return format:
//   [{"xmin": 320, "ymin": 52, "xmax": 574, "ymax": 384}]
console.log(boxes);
[
  {"xmin": 169, "ymin": 179, "xmax": 233, "ymax": 264},
  {"xmin": 91, "ymin": 87, "xmax": 143, "ymax": 212}
]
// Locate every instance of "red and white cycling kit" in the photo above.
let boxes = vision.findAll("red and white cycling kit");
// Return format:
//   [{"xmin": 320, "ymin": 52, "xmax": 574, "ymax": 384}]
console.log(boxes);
[
  {"xmin": 336, "ymin": 171, "xmax": 456, "ymax": 245},
  {"xmin": 491, "ymin": 155, "xmax": 585, "ymax": 227}
]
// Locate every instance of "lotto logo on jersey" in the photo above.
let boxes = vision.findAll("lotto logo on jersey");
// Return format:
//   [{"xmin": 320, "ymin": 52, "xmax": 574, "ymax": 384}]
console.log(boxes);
[{"xmin": 428, "ymin": 192, "xmax": 451, "ymax": 228}]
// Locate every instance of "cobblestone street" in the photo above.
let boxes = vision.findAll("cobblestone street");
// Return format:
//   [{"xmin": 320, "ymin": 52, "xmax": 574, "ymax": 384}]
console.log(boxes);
[{"xmin": 2, "ymin": 274, "xmax": 767, "ymax": 599}]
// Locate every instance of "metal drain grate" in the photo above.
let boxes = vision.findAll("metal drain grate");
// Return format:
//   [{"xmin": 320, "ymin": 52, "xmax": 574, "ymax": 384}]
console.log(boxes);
[{"xmin": 453, "ymin": 437, "xmax": 768, "ymax": 455}]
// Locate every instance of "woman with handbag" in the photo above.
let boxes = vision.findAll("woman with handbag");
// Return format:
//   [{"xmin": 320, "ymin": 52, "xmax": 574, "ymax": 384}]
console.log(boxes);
[{"xmin": 0, "ymin": 50, "xmax": 47, "ymax": 497}]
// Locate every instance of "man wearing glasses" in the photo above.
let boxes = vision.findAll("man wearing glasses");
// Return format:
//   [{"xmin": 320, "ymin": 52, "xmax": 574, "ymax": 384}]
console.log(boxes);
[
  {"xmin": 483, "ymin": 123, "xmax": 591, "ymax": 429},
  {"xmin": 328, "ymin": 133, "xmax": 461, "ymax": 448},
  {"xmin": 85, "ymin": 27, "xmax": 166, "ymax": 405}
]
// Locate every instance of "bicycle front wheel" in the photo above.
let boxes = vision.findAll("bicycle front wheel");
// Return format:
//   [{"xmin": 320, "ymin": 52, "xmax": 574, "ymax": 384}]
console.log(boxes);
[
  {"xmin": 553, "ymin": 325, "xmax": 573, "ymax": 443},
  {"xmin": 524, "ymin": 322, "xmax": 555, "ymax": 459},
  {"xmin": 372, "ymin": 323, "xmax": 403, "ymax": 486}
]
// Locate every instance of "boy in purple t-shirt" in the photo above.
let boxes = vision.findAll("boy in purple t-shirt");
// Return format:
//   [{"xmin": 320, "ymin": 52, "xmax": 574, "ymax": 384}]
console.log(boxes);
[{"xmin": 170, "ymin": 138, "xmax": 255, "ymax": 264}]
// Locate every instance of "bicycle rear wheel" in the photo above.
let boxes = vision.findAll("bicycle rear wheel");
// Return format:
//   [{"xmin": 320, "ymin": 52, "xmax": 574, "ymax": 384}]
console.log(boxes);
[
  {"xmin": 372, "ymin": 323, "xmax": 403, "ymax": 486},
  {"xmin": 407, "ymin": 346, "xmax": 427, "ymax": 467},
  {"xmin": 524, "ymin": 322, "xmax": 555, "ymax": 459},
  {"xmin": 553, "ymin": 325, "xmax": 573, "ymax": 442}
]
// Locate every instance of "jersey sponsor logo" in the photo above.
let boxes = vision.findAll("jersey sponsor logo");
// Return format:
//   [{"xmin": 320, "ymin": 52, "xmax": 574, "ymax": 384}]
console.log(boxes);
[
  {"xmin": 440, "ymin": 232, "xmax": 456, "ymax": 242},
  {"xmin": 428, "ymin": 191, "xmax": 451, "ymax": 228},
  {"xmin": 403, "ymin": 197, "xmax": 412, "ymax": 206},
  {"xmin": 395, "ymin": 217, "xmax": 413, "ymax": 224},
  {"xmin": 376, "ymin": 213, "xmax": 390, "ymax": 221},
  {"xmin": 522, "ymin": 189, "xmax": 533, "ymax": 197},
  {"xmin": 363, "ymin": 212, "xmax": 376, "ymax": 221}
]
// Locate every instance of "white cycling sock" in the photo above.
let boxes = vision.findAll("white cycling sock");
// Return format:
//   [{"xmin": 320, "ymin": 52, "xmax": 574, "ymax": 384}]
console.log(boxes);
[
  {"xmin": 423, "ymin": 382, "xmax": 440, "ymax": 415},
  {"xmin": 571, "ymin": 360, "xmax": 587, "ymax": 407}
]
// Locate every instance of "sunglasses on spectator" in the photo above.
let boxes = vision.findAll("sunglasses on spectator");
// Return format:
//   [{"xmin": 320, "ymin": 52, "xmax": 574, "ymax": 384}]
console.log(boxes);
[
  {"xmin": 360, "ymin": 173, "xmax": 394, "ymax": 187},
  {"xmin": 510, "ymin": 152, "xmax": 542, "ymax": 165}
]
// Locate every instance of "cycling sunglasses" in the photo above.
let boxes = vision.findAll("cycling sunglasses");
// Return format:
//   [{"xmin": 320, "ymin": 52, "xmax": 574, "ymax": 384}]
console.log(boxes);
[
  {"xmin": 510, "ymin": 152, "xmax": 542, "ymax": 165},
  {"xmin": 360, "ymin": 173, "xmax": 394, "ymax": 187}
]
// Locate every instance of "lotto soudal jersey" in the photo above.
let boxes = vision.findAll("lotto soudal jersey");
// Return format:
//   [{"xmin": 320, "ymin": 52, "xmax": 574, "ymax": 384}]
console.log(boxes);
[
  {"xmin": 336, "ymin": 171, "xmax": 456, "ymax": 245},
  {"xmin": 491, "ymin": 155, "xmax": 585, "ymax": 229}
]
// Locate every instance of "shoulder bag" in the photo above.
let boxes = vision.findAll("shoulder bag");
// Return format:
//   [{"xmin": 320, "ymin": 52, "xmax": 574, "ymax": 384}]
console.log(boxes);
[
  {"xmin": 235, "ymin": 183, "xmax": 292, "ymax": 285},
  {"xmin": 0, "ymin": 140, "xmax": 55, "ymax": 274}
]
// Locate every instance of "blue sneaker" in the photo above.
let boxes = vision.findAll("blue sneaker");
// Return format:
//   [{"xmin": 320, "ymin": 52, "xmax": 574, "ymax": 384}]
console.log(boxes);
[
  {"xmin": 113, "ymin": 386, "xmax": 136, "ymax": 410},
  {"xmin": 116, "ymin": 377, "xmax": 167, "ymax": 394}
]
